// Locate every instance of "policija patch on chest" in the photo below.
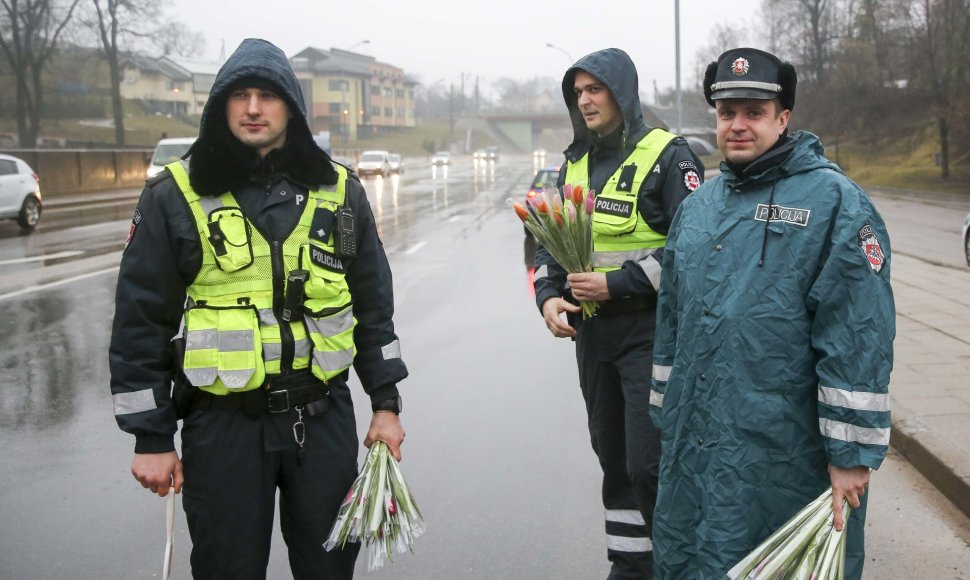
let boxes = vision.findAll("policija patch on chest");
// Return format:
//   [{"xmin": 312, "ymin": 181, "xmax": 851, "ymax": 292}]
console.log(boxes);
[
  {"xmin": 857, "ymin": 223, "xmax": 885, "ymax": 273},
  {"xmin": 595, "ymin": 197, "xmax": 634, "ymax": 219},
  {"xmin": 309, "ymin": 246, "xmax": 346, "ymax": 274},
  {"xmin": 753, "ymin": 204, "xmax": 811, "ymax": 226}
]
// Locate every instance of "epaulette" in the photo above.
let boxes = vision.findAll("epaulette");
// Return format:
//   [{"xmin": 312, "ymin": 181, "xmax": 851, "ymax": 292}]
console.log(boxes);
[{"xmin": 145, "ymin": 167, "xmax": 175, "ymax": 188}]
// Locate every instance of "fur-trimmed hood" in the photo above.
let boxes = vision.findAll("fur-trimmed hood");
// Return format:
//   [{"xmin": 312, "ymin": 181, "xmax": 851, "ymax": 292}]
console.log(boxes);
[{"xmin": 187, "ymin": 38, "xmax": 336, "ymax": 196}]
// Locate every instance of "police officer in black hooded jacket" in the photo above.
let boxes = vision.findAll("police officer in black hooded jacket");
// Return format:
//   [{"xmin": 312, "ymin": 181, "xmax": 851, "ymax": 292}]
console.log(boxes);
[
  {"xmin": 109, "ymin": 38, "xmax": 407, "ymax": 579},
  {"xmin": 534, "ymin": 48, "xmax": 703, "ymax": 579}
]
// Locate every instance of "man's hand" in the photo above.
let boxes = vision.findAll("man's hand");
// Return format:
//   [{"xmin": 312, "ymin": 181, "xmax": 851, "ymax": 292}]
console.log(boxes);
[
  {"xmin": 541, "ymin": 297, "xmax": 580, "ymax": 338},
  {"xmin": 829, "ymin": 464, "xmax": 870, "ymax": 531},
  {"xmin": 567, "ymin": 272, "xmax": 610, "ymax": 302},
  {"xmin": 364, "ymin": 411, "xmax": 406, "ymax": 461},
  {"xmin": 132, "ymin": 451, "xmax": 183, "ymax": 497}
]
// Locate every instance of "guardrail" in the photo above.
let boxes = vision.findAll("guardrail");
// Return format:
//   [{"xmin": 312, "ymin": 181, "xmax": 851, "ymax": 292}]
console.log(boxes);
[{"xmin": 0, "ymin": 148, "xmax": 153, "ymax": 197}]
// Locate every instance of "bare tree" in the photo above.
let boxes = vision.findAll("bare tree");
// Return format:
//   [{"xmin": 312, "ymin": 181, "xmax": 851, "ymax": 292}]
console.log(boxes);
[
  {"xmin": 0, "ymin": 0, "xmax": 81, "ymax": 147},
  {"xmin": 915, "ymin": 0, "xmax": 970, "ymax": 178},
  {"xmin": 692, "ymin": 22, "xmax": 748, "ymax": 90},
  {"xmin": 89, "ymin": 0, "xmax": 199, "ymax": 146}
]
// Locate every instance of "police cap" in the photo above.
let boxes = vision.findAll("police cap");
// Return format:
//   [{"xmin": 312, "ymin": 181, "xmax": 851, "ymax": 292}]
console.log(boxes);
[{"xmin": 703, "ymin": 48, "xmax": 797, "ymax": 111}]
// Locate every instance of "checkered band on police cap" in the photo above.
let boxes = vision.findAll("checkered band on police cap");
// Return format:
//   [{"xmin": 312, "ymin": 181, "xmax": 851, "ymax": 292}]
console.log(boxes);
[{"xmin": 703, "ymin": 47, "xmax": 797, "ymax": 110}]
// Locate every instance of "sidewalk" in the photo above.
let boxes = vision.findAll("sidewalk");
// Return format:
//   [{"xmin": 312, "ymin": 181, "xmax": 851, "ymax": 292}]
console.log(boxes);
[{"xmin": 888, "ymin": 253, "xmax": 970, "ymax": 518}]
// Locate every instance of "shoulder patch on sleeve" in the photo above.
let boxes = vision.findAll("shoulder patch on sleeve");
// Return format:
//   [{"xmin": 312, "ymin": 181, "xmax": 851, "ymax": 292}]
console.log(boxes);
[
  {"xmin": 682, "ymin": 168, "xmax": 702, "ymax": 192},
  {"xmin": 857, "ymin": 223, "xmax": 885, "ymax": 273},
  {"xmin": 125, "ymin": 208, "xmax": 142, "ymax": 250}
]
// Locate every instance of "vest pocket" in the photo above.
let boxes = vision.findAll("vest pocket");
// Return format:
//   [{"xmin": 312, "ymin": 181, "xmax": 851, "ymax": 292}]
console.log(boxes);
[
  {"xmin": 300, "ymin": 243, "xmax": 352, "ymax": 303},
  {"xmin": 182, "ymin": 303, "xmax": 265, "ymax": 392},
  {"xmin": 206, "ymin": 208, "xmax": 255, "ymax": 273},
  {"xmin": 303, "ymin": 300, "xmax": 357, "ymax": 382},
  {"xmin": 591, "ymin": 192, "xmax": 638, "ymax": 235}
]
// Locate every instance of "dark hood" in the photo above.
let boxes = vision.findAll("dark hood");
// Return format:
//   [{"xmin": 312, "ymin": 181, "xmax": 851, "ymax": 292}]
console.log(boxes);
[
  {"xmin": 187, "ymin": 38, "xmax": 336, "ymax": 196},
  {"xmin": 561, "ymin": 48, "xmax": 649, "ymax": 161}
]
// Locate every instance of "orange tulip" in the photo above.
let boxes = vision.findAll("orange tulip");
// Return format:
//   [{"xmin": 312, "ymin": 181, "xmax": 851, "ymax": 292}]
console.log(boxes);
[
  {"xmin": 572, "ymin": 184, "xmax": 585, "ymax": 206},
  {"xmin": 513, "ymin": 202, "xmax": 530, "ymax": 222}
]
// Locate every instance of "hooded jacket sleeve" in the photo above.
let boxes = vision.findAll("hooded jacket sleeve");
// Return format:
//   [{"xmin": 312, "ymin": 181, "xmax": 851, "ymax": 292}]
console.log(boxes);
[
  {"xmin": 344, "ymin": 178, "xmax": 408, "ymax": 403},
  {"xmin": 650, "ymin": 204, "xmax": 685, "ymax": 426},
  {"xmin": 807, "ymin": 184, "xmax": 895, "ymax": 470},
  {"xmin": 605, "ymin": 139, "xmax": 703, "ymax": 301},
  {"xmin": 109, "ymin": 177, "xmax": 202, "ymax": 453}
]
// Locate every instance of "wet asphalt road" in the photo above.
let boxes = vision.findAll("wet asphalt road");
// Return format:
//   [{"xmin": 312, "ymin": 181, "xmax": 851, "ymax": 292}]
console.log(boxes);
[{"xmin": 0, "ymin": 157, "xmax": 968, "ymax": 579}]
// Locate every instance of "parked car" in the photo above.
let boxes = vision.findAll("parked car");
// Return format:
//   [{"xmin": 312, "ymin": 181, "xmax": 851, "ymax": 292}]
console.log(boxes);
[
  {"xmin": 388, "ymin": 153, "xmax": 404, "ymax": 174},
  {"xmin": 963, "ymin": 212, "xmax": 970, "ymax": 266},
  {"xmin": 0, "ymin": 153, "xmax": 42, "ymax": 232},
  {"xmin": 147, "ymin": 137, "xmax": 196, "ymax": 178},
  {"xmin": 431, "ymin": 151, "xmax": 451, "ymax": 166},
  {"xmin": 357, "ymin": 150, "xmax": 392, "ymax": 177}
]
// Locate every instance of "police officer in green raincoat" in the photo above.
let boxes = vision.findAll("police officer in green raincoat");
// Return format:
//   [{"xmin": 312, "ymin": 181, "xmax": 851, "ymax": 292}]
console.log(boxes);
[{"xmin": 649, "ymin": 48, "xmax": 895, "ymax": 579}]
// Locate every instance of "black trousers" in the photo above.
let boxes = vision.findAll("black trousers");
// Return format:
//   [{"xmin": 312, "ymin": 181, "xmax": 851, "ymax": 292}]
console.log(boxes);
[
  {"xmin": 575, "ymin": 308, "xmax": 662, "ymax": 580},
  {"xmin": 180, "ymin": 384, "xmax": 360, "ymax": 580}
]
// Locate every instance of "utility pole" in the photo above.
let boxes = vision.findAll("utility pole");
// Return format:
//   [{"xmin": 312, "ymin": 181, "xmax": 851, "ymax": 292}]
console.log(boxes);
[
  {"xmin": 449, "ymin": 83, "xmax": 455, "ymax": 141},
  {"xmin": 475, "ymin": 76, "xmax": 480, "ymax": 116}
]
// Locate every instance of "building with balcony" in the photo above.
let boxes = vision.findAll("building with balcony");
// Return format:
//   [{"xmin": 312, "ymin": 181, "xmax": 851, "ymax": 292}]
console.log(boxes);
[{"xmin": 290, "ymin": 47, "xmax": 417, "ymax": 141}]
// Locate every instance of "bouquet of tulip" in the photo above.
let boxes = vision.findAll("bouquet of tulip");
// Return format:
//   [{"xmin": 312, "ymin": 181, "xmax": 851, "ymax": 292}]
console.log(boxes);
[
  {"xmin": 324, "ymin": 441, "xmax": 425, "ymax": 570},
  {"xmin": 724, "ymin": 487, "xmax": 851, "ymax": 579},
  {"xmin": 511, "ymin": 184, "xmax": 598, "ymax": 318}
]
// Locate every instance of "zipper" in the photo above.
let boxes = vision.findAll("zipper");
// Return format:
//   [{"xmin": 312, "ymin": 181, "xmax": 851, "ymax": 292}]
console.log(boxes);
[{"xmin": 272, "ymin": 240, "xmax": 296, "ymax": 372}]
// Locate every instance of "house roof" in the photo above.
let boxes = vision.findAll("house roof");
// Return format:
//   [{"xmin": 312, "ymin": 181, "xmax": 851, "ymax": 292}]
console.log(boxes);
[{"xmin": 120, "ymin": 54, "xmax": 191, "ymax": 81}]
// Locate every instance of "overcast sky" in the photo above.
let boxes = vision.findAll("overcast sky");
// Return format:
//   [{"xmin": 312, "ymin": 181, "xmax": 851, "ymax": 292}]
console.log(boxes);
[{"xmin": 171, "ymin": 0, "xmax": 763, "ymax": 94}]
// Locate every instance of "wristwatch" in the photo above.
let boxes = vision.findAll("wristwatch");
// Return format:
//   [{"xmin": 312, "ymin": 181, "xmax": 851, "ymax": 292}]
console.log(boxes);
[{"xmin": 371, "ymin": 395, "xmax": 402, "ymax": 415}]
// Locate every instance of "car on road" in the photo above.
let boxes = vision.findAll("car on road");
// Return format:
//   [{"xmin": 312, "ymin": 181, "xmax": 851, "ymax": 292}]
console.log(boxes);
[
  {"xmin": 431, "ymin": 151, "xmax": 451, "ymax": 166},
  {"xmin": 527, "ymin": 166, "xmax": 560, "ymax": 200},
  {"xmin": 147, "ymin": 137, "xmax": 195, "ymax": 178},
  {"xmin": 473, "ymin": 148, "xmax": 488, "ymax": 162},
  {"xmin": 963, "ymin": 212, "xmax": 970, "ymax": 266},
  {"xmin": 388, "ymin": 153, "xmax": 404, "ymax": 174},
  {"xmin": 485, "ymin": 146, "xmax": 500, "ymax": 162},
  {"xmin": 522, "ymin": 166, "xmax": 561, "ymax": 237},
  {"xmin": 0, "ymin": 153, "xmax": 42, "ymax": 232},
  {"xmin": 357, "ymin": 150, "xmax": 392, "ymax": 177}
]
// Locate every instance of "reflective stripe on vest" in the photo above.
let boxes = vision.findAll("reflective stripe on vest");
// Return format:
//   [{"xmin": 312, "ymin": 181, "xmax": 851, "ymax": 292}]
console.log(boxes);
[
  {"xmin": 167, "ymin": 160, "xmax": 358, "ymax": 394},
  {"xmin": 565, "ymin": 129, "xmax": 677, "ymax": 272}
]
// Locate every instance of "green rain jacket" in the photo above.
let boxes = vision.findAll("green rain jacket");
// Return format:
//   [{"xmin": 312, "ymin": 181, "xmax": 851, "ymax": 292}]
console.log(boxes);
[{"xmin": 650, "ymin": 131, "xmax": 895, "ymax": 579}]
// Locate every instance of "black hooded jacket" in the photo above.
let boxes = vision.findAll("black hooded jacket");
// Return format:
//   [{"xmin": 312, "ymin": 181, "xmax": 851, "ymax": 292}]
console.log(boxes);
[
  {"xmin": 535, "ymin": 48, "xmax": 704, "ymax": 312},
  {"xmin": 109, "ymin": 38, "xmax": 407, "ymax": 453}
]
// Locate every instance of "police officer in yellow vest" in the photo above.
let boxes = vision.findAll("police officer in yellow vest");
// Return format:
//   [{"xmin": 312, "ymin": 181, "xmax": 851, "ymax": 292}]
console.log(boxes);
[
  {"xmin": 534, "ymin": 48, "xmax": 703, "ymax": 579},
  {"xmin": 109, "ymin": 38, "xmax": 407, "ymax": 579}
]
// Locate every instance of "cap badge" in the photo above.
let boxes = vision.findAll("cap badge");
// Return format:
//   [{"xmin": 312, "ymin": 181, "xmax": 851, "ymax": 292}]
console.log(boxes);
[{"xmin": 732, "ymin": 57, "xmax": 750, "ymax": 76}]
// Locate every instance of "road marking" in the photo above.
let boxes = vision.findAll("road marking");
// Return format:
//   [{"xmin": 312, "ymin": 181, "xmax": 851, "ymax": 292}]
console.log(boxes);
[
  {"xmin": 0, "ymin": 265, "xmax": 119, "ymax": 302},
  {"xmin": 0, "ymin": 250, "xmax": 84, "ymax": 265},
  {"xmin": 404, "ymin": 242, "xmax": 426, "ymax": 255},
  {"xmin": 448, "ymin": 215, "xmax": 462, "ymax": 223}
]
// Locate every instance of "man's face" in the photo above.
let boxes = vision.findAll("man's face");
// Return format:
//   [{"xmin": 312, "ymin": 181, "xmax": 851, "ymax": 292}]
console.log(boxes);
[
  {"xmin": 573, "ymin": 70, "xmax": 622, "ymax": 137},
  {"xmin": 715, "ymin": 99, "xmax": 790, "ymax": 165},
  {"xmin": 225, "ymin": 87, "xmax": 291, "ymax": 156}
]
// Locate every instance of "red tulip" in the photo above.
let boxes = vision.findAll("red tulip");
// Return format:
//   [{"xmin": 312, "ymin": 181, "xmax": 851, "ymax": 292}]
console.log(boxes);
[
  {"xmin": 513, "ymin": 202, "xmax": 530, "ymax": 222},
  {"xmin": 553, "ymin": 210, "xmax": 565, "ymax": 226}
]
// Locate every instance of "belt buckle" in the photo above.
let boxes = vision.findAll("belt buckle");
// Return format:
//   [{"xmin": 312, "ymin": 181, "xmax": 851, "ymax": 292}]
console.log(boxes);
[{"xmin": 267, "ymin": 389, "xmax": 290, "ymax": 413}]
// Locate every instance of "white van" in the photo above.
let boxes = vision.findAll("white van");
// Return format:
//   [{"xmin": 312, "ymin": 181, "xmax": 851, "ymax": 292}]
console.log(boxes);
[
  {"xmin": 356, "ymin": 150, "xmax": 391, "ymax": 177},
  {"xmin": 147, "ymin": 137, "xmax": 196, "ymax": 178}
]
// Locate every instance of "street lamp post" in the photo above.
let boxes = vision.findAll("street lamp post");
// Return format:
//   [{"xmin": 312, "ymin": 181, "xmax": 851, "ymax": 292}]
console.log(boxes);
[
  {"xmin": 545, "ymin": 43, "xmax": 574, "ymax": 64},
  {"xmin": 674, "ymin": 0, "xmax": 683, "ymax": 134}
]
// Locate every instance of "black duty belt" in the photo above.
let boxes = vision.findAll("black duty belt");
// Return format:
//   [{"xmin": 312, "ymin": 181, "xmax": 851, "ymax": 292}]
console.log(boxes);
[
  {"xmin": 190, "ymin": 373, "xmax": 330, "ymax": 416},
  {"xmin": 595, "ymin": 297, "xmax": 656, "ymax": 316}
]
